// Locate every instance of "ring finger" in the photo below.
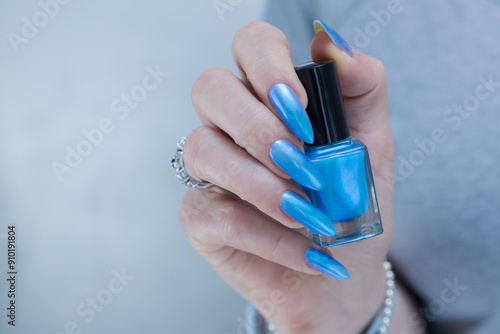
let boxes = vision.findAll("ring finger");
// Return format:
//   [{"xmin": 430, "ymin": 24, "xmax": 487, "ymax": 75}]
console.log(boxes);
[{"xmin": 183, "ymin": 126, "xmax": 336, "ymax": 236}]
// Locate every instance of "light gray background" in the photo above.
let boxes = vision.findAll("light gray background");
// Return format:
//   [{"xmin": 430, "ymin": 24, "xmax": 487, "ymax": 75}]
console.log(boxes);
[{"xmin": 0, "ymin": 1, "xmax": 266, "ymax": 333}]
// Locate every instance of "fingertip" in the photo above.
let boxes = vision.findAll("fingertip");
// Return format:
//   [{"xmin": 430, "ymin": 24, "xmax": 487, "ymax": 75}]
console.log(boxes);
[
  {"xmin": 311, "ymin": 32, "xmax": 386, "ymax": 98},
  {"xmin": 303, "ymin": 124, "xmax": 315, "ymax": 144},
  {"xmin": 269, "ymin": 139, "xmax": 325, "ymax": 191},
  {"xmin": 311, "ymin": 31, "xmax": 354, "ymax": 71},
  {"xmin": 304, "ymin": 248, "xmax": 351, "ymax": 279},
  {"xmin": 269, "ymin": 83, "xmax": 315, "ymax": 144},
  {"xmin": 313, "ymin": 20, "xmax": 353, "ymax": 56},
  {"xmin": 279, "ymin": 192, "xmax": 336, "ymax": 236}
]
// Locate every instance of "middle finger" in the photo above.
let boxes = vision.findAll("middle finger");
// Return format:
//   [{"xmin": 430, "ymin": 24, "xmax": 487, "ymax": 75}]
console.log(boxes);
[{"xmin": 192, "ymin": 68, "xmax": 323, "ymax": 190}]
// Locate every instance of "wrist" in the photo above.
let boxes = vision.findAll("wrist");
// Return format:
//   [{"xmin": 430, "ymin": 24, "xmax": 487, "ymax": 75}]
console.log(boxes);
[
  {"xmin": 331, "ymin": 260, "xmax": 391, "ymax": 333},
  {"xmin": 271, "ymin": 259, "xmax": 391, "ymax": 334}
]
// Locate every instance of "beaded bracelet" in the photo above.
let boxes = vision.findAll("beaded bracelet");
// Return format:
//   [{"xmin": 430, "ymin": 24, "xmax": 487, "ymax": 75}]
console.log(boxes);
[
  {"xmin": 266, "ymin": 261, "xmax": 396, "ymax": 334},
  {"xmin": 363, "ymin": 261, "xmax": 396, "ymax": 334}
]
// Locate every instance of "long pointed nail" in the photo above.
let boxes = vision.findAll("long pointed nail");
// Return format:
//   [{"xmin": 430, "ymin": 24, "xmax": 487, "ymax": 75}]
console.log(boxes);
[
  {"xmin": 269, "ymin": 83, "xmax": 314, "ymax": 144},
  {"xmin": 280, "ymin": 192, "xmax": 336, "ymax": 236},
  {"xmin": 304, "ymin": 249, "xmax": 350, "ymax": 279},
  {"xmin": 314, "ymin": 20, "xmax": 353, "ymax": 56},
  {"xmin": 270, "ymin": 139, "xmax": 325, "ymax": 191}
]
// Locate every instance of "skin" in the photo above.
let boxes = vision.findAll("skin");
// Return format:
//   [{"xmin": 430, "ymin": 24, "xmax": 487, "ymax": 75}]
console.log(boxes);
[{"xmin": 179, "ymin": 22, "xmax": 423, "ymax": 334}]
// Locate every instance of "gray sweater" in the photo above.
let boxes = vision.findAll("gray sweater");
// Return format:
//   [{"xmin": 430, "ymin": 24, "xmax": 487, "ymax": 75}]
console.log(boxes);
[{"xmin": 256, "ymin": 1, "xmax": 500, "ymax": 333}]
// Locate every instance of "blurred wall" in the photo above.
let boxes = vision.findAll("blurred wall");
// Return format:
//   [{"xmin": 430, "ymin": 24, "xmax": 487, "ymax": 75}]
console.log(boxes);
[{"xmin": 0, "ymin": 1, "xmax": 266, "ymax": 333}]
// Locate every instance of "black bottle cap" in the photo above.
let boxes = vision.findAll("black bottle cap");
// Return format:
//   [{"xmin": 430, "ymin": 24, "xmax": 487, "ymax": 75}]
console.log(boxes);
[{"xmin": 295, "ymin": 60, "xmax": 350, "ymax": 146}]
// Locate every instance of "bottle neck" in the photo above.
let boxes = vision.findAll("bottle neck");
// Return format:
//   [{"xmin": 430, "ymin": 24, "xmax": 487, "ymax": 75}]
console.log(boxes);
[{"xmin": 304, "ymin": 137, "xmax": 353, "ymax": 152}]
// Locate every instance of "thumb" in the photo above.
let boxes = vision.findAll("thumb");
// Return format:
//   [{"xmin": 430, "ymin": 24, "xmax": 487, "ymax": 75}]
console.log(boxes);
[
  {"xmin": 310, "ymin": 20, "xmax": 394, "ymax": 207},
  {"xmin": 310, "ymin": 20, "xmax": 390, "ymax": 145}
]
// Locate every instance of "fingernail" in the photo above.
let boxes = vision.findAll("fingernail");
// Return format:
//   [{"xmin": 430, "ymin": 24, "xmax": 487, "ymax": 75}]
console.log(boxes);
[
  {"xmin": 304, "ymin": 249, "xmax": 350, "ymax": 279},
  {"xmin": 314, "ymin": 20, "xmax": 353, "ymax": 56},
  {"xmin": 269, "ymin": 83, "xmax": 314, "ymax": 144},
  {"xmin": 270, "ymin": 139, "xmax": 325, "ymax": 191},
  {"xmin": 280, "ymin": 192, "xmax": 336, "ymax": 236}
]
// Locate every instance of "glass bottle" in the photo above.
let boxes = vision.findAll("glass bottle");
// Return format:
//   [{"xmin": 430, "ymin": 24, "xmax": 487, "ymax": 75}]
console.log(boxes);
[{"xmin": 295, "ymin": 60, "xmax": 383, "ymax": 247}]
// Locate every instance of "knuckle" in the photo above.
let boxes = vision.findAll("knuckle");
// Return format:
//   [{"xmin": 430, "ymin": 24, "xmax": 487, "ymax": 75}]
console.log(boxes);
[
  {"xmin": 236, "ymin": 105, "xmax": 267, "ymax": 145},
  {"xmin": 179, "ymin": 190, "xmax": 208, "ymax": 227},
  {"xmin": 235, "ymin": 169, "xmax": 261, "ymax": 202},
  {"xmin": 178, "ymin": 190, "xmax": 221, "ymax": 247},
  {"xmin": 210, "ymin": 159, "xmax": 243, "ymax": 188},
  {"xmin": 178, "ymin": 196, "xmax": 195, "ymax": 227},
  {"xmin": 371, "ymin": 58, "xmax": 387, "ymax": 82},
  {"xmin": 218, "ymin": 203, "xmax": 245, "ymax": 245},
  {"xmin": 183, "ymin": 195, "xmax": 243, "ymax": 248},
  {"xmin": 183, "ymin": 126, "xmax": 217, "ymax": 172},
  {"xmin": 246, "ymin": 52, "xmax": 290, "ymax": 83},
  {"xmin": 232, "ymin": 23, "xmax": 290, "ymax": 81},
  {"xmin": 237, "ymin": 109, "xmax": 289, "ymax": 158},
  {"xmin": 191, "ymin": 67, "xmax": 234, "ymax": 105},
  {"xmin": 178, "ymin": 194, "xmax": 204, "ymax": 245},
  {"xmin": 233, "ymin": 21, "xmax": 284, "ymax": 47},
  {"xmin": 268, "ymin": 232, "xmax": 286, "ymax": 261}
]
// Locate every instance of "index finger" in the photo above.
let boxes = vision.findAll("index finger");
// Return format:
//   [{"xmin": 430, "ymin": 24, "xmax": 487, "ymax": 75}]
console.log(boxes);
[{"xmin": 232, "ymin": 22, "xmax": 311, "ymax": 141}]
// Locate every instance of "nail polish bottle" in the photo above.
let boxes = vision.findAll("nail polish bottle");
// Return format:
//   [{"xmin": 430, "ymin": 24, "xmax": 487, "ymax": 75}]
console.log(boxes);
[{"xmin": 295, "ymin": 60, "xmax": 383, "ymax": 247}]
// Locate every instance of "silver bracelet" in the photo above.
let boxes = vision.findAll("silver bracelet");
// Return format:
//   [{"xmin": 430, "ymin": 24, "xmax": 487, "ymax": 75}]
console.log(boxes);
[
  {"xmin": 266, "ymin": 261, "xmax": 396, "ymax": 334},
  {"xmin": 363, "ymin": 260, "xmax": 396, "ymax": 334}
]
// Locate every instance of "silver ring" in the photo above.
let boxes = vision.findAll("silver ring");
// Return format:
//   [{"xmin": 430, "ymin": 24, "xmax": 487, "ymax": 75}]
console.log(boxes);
[{"xmin": 171, "ymin": 137, "xmax": 215, "ymax": 189}]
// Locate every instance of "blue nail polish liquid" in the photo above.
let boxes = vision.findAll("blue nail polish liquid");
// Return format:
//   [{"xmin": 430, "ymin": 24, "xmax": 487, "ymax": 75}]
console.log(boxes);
[{"xmin": 296, "ymin": 61, "xmax": 383, "ymax": 247}]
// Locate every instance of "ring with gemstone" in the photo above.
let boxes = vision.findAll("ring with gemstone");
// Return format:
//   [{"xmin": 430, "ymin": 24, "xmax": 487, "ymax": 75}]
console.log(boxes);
[{"xmin": 171, "ymin": 137, "xmax": 215, "ymax": 189}]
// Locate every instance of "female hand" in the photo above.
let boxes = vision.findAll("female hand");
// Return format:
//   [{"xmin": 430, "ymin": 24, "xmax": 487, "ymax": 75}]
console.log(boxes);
[{"xmin": 179, "ymin": 21, "xmax": 395, "ymax": 333}]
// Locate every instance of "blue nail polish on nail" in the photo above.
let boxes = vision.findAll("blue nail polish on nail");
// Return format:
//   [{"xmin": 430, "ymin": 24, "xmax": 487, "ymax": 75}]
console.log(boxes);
[
  {"xmin": 269, "ymin": 83, "xmax": 314, "ymax": 144},
  {"xmin": 314, "ymin": 19, "xmax": 353, "ymax": 56},
  {"xmin": 269, "ymin": 139, "xmax": 325, "ymax": 191},
  {"xmin": 280, "ymin": 192, "xmax": 336, "ymax": 236},
  {"xmin": 304, "ymin": 248, "xmax": 350, "ymax": 279}
]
